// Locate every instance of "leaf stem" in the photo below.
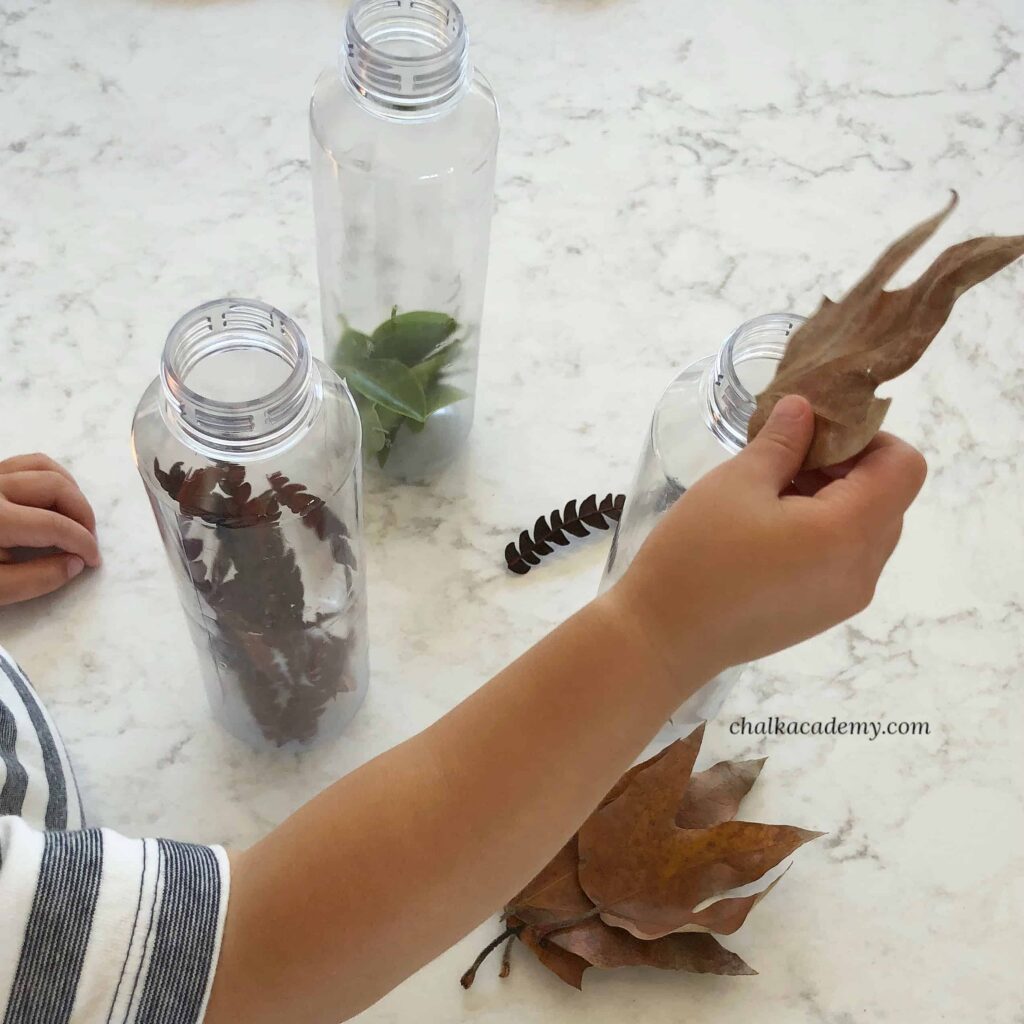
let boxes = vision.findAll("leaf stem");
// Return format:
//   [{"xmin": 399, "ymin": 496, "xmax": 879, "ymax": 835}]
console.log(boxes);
[
  {"xmin": 460, "ymin": 924, "xmax": 523, "ymax": 989},
  {"xmin": 499, "ymin": 933, "xmax": 515, "ymax": 978}
]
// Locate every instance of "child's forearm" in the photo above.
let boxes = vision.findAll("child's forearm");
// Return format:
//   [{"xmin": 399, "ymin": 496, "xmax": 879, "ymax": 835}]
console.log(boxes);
[
  {"xmin": 206, "ymin": 403, "xmax": 928, "ymax": 1024},
  {"xmin": 207, "ymin": 592, "xmax": 711, "ymax": 1024}
]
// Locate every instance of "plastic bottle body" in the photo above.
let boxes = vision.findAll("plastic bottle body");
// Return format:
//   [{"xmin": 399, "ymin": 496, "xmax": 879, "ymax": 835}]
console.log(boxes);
[
  {"xmin": 311, "ymin": 0, "xmax": 499, "ymax": 479},
  {"xmin": 132, "ymin": 299, "xmax": 369, "ymax": 749}
]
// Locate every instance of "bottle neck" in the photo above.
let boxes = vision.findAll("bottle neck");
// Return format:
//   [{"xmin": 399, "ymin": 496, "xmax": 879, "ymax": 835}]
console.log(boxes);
[
  {"xmin": 701, "ymin": 313, "xmax": 806, "ymax": 452},
  {"xmin": 160, "ymin": 298, "xmax": 320, "ymax": 461},
  {"xmin": 342, "ymin": 0, "xmax": 471, "ymax": 117}
]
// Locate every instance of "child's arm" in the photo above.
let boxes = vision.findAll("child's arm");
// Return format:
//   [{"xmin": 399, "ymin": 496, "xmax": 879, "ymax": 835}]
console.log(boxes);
[{"xmin": 206, "ymin": 396, "xmax": 927, "ymax": 1024}]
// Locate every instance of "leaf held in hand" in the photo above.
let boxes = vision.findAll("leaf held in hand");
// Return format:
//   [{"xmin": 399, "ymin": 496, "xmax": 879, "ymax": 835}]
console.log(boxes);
[
  {"xmin": 748, "ymin": 192, "xmax": 1024, "ymax": 469},
  {"xmin": 463, "ymin": 726, "xmax": 819, "ymax": 990}
]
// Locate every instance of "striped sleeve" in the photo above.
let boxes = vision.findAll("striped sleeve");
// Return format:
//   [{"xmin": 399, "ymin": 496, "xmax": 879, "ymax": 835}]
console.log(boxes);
[
  {"xmin": 0, "ymin": 651, "xmax": 83, "ymax": 831},
  {"xmin": 0, "ymin": 646, "xmax": 230, "ymax": 1023},
  {"xmin": 0, "ymin": 818, "xmax": 230, "ymax": 1024}
]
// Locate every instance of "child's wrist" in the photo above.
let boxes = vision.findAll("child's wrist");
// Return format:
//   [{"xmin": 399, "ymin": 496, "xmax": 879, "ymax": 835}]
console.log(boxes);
[{"xmin": 589, "ymin": 582, "xmax": 724, "ymax": 708}]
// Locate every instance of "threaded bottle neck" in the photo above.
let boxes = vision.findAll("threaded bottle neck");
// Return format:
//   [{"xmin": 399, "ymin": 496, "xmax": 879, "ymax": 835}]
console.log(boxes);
[
  {"xmin": 342, "ymin": 0, "xmax": 471, "ymax": 116},
  {"xmin": 160, "ymin": 298, "xmax": 320, "ymax": 460},
  {"xmin": 702, "ymin": 313, "xmax": 806, "ymax": 451}
]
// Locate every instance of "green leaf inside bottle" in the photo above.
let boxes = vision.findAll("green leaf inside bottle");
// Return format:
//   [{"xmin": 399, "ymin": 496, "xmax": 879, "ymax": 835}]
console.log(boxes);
[
  {"xmin": 352, "ymin": 392, "xmax": 387, "ymax": 455},
  {"xmin": 335, "ymin": 358, "xmax": 427, "ymax": 423},
  {"xmin": 337, "ymin": 318, "xmax": 372, "ymax": 363},
  {"xmin": 333, "ymin": 308, "xmax": 471, "ymax": 468},
  {"xmin": 371, "ymin": 310, "xmax": 458, "ymax": 365}
]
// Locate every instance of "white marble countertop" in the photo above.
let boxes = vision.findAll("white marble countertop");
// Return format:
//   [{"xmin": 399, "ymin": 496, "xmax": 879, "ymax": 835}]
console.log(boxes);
[{"xmin": 2, "ymin": 0, "xmax": 1023, "ymax": 1020}]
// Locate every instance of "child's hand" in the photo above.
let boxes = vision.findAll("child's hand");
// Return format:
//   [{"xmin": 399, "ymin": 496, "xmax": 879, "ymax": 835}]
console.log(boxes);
[
  {"xmin": 0, "ymin": 454, "xmax": 101, "ymax": 605},
  {"xmin": 611, "ymin": 395, "xmax": 927, "ymax": 681}
]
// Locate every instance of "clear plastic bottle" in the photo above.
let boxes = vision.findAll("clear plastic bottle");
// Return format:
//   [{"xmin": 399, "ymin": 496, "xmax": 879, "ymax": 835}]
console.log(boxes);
[
  {"xmin": 310, "ymin": 0, "xmax": 499, "ymax": 481},
  {"xmin": 132, "ymin": 298, "xmax": 368, "ymax": 750},
  {"xmin": 601, "ymin": 313, "xmax": 806, "ymax": 730}
]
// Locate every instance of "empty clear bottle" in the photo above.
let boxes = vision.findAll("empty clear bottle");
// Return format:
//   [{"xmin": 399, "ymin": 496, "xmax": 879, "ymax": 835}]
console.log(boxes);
[
  {"xmin": 310, "ymin": 0, "xmax": 500, "ymax": 480},
  {"xmin": 601, "ymin": 313, "xmax": 806, "ymax": 729},
  {"xmin": 132, "ymin": 299, "xmax": 368, "ymax": 750}
]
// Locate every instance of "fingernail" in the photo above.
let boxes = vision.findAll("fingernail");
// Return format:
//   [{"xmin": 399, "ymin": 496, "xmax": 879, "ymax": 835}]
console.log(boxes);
[
  {"xmin": 67, "ymin": 556, "xmax": 85, "ymax": 579},
  {"xmin": 771, "ymin": 395, "xmax": 808, "ymax": 423}
]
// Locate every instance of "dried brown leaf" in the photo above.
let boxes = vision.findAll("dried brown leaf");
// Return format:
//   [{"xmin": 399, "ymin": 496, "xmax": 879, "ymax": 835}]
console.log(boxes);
[
  {"xmin": 508, "ymin": 916, "xmax": 589, "ymax": 989},
  {"xmin": 549, "ymin": 919, "xmax": 755, "ymax": 977},
  {"xmin": 472, "ymin": 729, "xmax": 819, "ymax": 991},
  {"xmin": 599, "ymin": 726, "xmax": 704, "ymax": 811},
  {"xmin": 683, "ymin": 871, "xmax": 786, "ymax": 935},
  {"xmin": 506, "ymin": 838, "xmax": 592, "ymax": 928},
  {"xmin": 676, "ymin": 757, "xmax": 766, "ymax": 829},
  {"xmin": 748, "ymin": 192, "xmax": 1024, "ymax": 468},
  {"xmin": 578, "ymin": 738, "xmax": 822, "ymax": 940}
]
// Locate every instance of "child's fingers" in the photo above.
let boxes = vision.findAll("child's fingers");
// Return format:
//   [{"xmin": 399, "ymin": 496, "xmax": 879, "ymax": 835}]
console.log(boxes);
[
  {"xmin": 0, "ymin": 555, "xmax": 85, "ymax": 606},
  {"xmin": 736, "ymin": 395, "xmax": 815, "ymax": 493},
  {"xmin": 0, "ymin": 503, "xmax": 101, "ymax": 566},
  {"xmin": 816, "ymin": 433, "xmax": 927, "ymax": 529},
  {"xmin": 0, "ymin": 470, "xmax": 98, "ymax": 534},
  {"xmin": 0, "ymin": 453, "xmax": 78, "ymax": 486}
]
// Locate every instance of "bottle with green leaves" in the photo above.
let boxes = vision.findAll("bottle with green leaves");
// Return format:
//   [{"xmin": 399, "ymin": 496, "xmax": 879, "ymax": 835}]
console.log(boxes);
[{"xmin": 310, "ymin": 0, "xmax": 499, "ymax": 479}]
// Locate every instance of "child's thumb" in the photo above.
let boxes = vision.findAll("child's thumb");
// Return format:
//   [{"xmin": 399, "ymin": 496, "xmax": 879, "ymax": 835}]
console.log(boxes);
[{"xmin": 740, "ymin": 394, "xmax": 815, "ymax": 490}]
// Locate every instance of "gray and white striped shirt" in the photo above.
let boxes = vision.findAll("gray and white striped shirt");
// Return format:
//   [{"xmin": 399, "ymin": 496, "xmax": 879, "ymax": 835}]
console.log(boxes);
[{"xmin": 0, "ymin": 647, "xmax": 229, "ymax": 1024}]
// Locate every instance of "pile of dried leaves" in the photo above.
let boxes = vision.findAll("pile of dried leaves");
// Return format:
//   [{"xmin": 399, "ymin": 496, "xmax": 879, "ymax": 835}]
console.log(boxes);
[
  {"xmin": 462, "ymin": 725, "xmax": 821, "ymax": 989},
  {"xmin": 748, "ymin": 192, "xmax": 1024, "ymax": 469}
]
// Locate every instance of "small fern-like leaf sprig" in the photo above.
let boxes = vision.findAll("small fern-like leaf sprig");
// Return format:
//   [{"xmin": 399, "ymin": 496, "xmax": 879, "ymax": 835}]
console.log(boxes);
[{"xmin": 505, "ymin": 493, "xmax": 626, "ymax": 575}]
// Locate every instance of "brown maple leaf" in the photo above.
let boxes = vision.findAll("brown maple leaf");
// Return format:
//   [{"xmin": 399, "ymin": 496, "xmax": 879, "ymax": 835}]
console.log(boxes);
[
  {"xmin": 747, "ymin": 192, "xmax": 1024, "ymax": 469},
  {"xmin": 545, "ymin": 919, "xmax": 756, "ymax": 980},
  {"xmin": 479, "ymin": 837, "xmax": 754, "ymax": 991},
  {"xmin": 578, "ymin": 736, "xmax": 820, "ymax": 941},
  {"xmin": 507, "ymin": 915, "xmax": 590, "ymax": 989},
  {"xmin": 676, "ymin": 755, "xmax": 766, "ymax": 830},
  {"xmin": 506, "ymin": 837, "xmax": 591, "ymax": 929},
  {"xmin": 461, "ymin": 726, "xmax": 820, "ymax": 990}
]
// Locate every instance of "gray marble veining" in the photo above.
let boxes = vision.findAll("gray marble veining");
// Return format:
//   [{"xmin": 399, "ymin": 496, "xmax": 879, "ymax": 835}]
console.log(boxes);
[{"xmin": 1, "ymin": 0, "xmax": 1022, "ymax": 1020}]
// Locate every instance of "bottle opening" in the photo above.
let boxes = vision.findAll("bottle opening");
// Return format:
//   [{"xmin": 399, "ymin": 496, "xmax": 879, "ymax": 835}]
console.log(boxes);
[
  {"xmin": 730, "ymin": 352, "xmax": 778, "ymax": 398},
  {"xmin": 161, "ymin": 299, "xmax": 319, "ymax": 458},
  {"xmin": 344, "ymin": 0, "xmax": 470, "ymax": 114},
  {"xmin": 182, "ymin": 337, "xmax": 295, "ymax": 404},
  {"xmin": 704, "ymin": 313, "xmax": 806, "ymax": 451}
]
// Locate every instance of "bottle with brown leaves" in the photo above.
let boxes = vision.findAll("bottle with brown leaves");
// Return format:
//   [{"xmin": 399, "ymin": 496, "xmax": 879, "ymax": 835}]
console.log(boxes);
[{"xmin": 132, "ymin": 298, "xmax": 369, "ymax": 750}]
